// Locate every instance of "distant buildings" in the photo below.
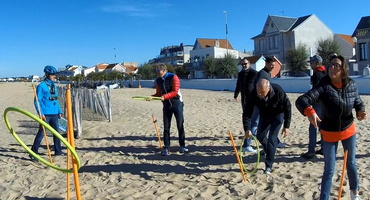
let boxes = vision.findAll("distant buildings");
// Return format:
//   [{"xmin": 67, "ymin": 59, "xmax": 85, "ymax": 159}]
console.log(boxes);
[
  {"xmin": 150, "ymin": 43, "xmax": 193, "ymax": 67},
  {"xmin": 186, "ymin": 38, "xmax": 250, "ymax": 78},
  {"xmin": 352, "ymin": 16, "xmax": 370, "ymax": 74}
]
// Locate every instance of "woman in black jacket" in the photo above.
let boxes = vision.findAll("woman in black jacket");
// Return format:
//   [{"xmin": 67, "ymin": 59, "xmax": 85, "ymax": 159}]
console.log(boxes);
[{"xmin": 295, "ymin": 55, "xmax": 366, "ymax": 200}]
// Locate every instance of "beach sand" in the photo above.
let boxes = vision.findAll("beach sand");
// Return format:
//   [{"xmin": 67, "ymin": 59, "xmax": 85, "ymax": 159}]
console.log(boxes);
[{"xmin": 1, "ymin": 82, "xmax": 370, "ymax": 200}]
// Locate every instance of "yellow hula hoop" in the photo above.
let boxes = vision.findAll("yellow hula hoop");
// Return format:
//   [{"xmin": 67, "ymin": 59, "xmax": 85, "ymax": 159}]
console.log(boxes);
[
  {"xmin": 132, "ymin": 96, "xmax": 162, "ymax": 101},
  {"xmin": 239, "ymin": 135, "xmax": 260, "ymax": 174},
  {"xmin": 3, "ymin": 107, "xmax": 81, "ymax": 173}
]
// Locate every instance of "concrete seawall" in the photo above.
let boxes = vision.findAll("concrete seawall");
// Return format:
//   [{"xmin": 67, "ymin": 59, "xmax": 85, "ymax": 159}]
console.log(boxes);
[{"xmin": 130, "ymin": 76, "xmax": 370, "ymax": 95}]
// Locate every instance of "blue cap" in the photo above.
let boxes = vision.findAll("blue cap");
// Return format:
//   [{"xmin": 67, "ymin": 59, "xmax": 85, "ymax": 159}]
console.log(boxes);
[{"xmin": 310, "ymin": 55, "xmax": 323, "ymax": 63}]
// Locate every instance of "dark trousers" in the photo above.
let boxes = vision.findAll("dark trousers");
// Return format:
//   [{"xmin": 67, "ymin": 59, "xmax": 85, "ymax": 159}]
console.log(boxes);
[
  {"xmin": 256, "ymin": 113, "xmax": 284, "ymax": 169},
  {"xmin": 31, "ymin": 114, "xmax": 62, "ymax": 154},
  {"xmin": 163, "ymin": 102, "xmax": 185, "ymax": 148}
]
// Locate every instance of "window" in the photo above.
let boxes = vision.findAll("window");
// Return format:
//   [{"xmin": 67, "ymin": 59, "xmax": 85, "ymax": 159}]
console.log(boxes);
[
  {"xmin": 359, "ymin": 43, "xmax": 368, "ymax": 60},
  {"xmin": 269, "ymin": 35, "xmax": 278, "ymax": 50},
  {"xmin": 259, "ymin": 40, "xmax": 264, "ymax": 52}
]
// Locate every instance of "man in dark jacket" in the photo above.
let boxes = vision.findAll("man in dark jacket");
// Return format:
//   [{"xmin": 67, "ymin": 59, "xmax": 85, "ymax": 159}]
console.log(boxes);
[
  {"xmin": 244, "ymin": 79, "xmax": 292, "ymax": 174},
  {"xmin": 301, "ymin": 55, "xmax": 326, "ymax": 159},
  {"xmin": 234, "ymin": 57, "xmax": 258, "ymax": 153},
  {"xmin": 256, "ymin": 56, "xmax": 285, "ymax": 148}
]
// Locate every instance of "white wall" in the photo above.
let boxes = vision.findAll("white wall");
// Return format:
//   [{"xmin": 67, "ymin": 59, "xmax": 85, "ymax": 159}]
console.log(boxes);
[
  {"xmin": 334, "ymin": 35, "xmax": 354, "ymax": 60},
  {"xmin": 131, "ymin": 76, "xmax": 370, "ymax": 95},
  {"xmin": 294, "ymin": 15, "xmax": 334, "ymax": 56}
]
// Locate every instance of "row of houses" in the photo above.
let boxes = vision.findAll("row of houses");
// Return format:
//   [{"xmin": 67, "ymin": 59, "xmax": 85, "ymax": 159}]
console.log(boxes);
[
  {"xmin": 57, "ymin": 62, "xmax": 139, "ymax": 78},
  {"xmin": 149, "ymin": 14, "xmax": 370, "ymax": 79}
]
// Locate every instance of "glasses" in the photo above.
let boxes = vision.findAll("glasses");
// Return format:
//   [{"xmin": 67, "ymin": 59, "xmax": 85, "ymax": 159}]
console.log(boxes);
[
  {"xmin": 241, "ymin": 63, "xmax": 249, "ymax": 66},
  {"xmin": 155, "ymin": 69, "xmax": 162, "ymax": 73},
  {"xmin": 330, "ymin": 63, "xmax": 342, "ymax": 69}
]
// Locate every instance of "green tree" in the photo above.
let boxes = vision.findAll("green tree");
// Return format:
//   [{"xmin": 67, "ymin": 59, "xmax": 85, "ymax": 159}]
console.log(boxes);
[
  {"xmin": 137, "ymin": 64, "xmax": 156, "ymax": 80},
  {"xmin": 286, "ymin": 43, "xmax": 309, "ymax": 72},
  {"xmin": 316, "ymin": 38, "xmax": 341, "ymax": 66},
  {"xmin": 86, "ymin": 72, "xmax": 98, "ymax": 81},
  {"xmin": 107, "ymin": 71, "xmax": 124, "ymax": 81},
  {"xmin": 216, "ymin": 54, "xmax": 238, "ymax": 78},
  {"xmin": 71, "ymin": 74, "xmax": 84, "ymax": 82},
  {"xmin": 175, "ymin": 65, "xmax": 189, "ymax": 79},
  {"xmin": 203, "ymin": 57, "xmax": 218, "ymax": 78},
  {"xmin": 166, "ymin": 64, "xmax": 175, "ymax": 73}
]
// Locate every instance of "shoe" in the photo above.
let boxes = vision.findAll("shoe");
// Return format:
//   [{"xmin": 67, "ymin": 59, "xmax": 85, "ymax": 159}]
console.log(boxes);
[
  {"xmin": 242, "ymin": 146, "xmax": 257, "ymax": 153},
  {"xmin": 54, "ymin": 152, "xmax": 66, "ymax": 156},
  {"xmin": 29, "ymin": 154, "xmax": 38, "ymax": 162},
  {"xmin": 315, "ymin": 149, "xmax": 323, "ymax": 155},
  {"xmin": 264, "ymin": 167, "xmax": 272, "ymax": 174},
  {"xmin": 301, "ymin": 152, "xmax": 315, "ymax": 160},
  {"xmin": 179, "ymin": 146, "xmax": 189, "ymax": 153},
  {"xmin": 259, "ymin": 150, "xmax": 265, "ymax": 156},
  {"xmin": 277, "ymin": 142, "xmax": 286, "ymax": 148},
  {"xmin": 350, "ymin": 190, "xmax": 360, "ymax": 200},
  {"xmin": 161, "ymin": 148, "xmax": 170, "ymax": 156}
]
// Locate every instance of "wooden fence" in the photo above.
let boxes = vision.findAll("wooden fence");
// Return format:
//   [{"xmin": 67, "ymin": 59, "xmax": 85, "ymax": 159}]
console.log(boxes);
[{"xmin": 58, "ymin": 86, "xmax": 112, "ymax": 137}]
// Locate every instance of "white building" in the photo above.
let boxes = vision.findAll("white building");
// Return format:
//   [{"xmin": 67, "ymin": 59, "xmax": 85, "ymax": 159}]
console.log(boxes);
[{"xmin": 188, "ymin": 38, "xmax": 250, "ymax": 79}]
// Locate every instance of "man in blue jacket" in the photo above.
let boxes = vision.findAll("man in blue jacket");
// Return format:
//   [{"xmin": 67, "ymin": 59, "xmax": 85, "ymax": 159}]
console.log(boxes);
[{"xmin": 30, "ymin": 65, "xmax": 64, "ymax": 161}]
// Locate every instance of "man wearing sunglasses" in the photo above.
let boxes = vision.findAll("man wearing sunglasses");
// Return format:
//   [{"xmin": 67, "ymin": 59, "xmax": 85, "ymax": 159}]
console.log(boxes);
[
  {"xmin": 152, "ymin": 63, "xmax": 187, "ymax": 156},
  {"xmin": 234, "ymin": 57, "xmax": 258, "ymax": 153}
]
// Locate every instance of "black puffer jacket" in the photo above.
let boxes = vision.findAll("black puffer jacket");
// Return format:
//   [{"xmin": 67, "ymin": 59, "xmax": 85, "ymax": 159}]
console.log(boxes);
[
  {"xmin": 234, "ymin": 68, "xmax": 257, "ymax": 104},
  {"xmin": 295, "ymin": 76, "xmax": 364, "ymax": 132}
]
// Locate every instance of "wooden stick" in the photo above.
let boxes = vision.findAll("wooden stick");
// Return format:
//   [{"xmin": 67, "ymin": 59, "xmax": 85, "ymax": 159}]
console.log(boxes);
[
  {"xmin": 152, "ymin": 115, "xmax": 163, "ymax": 150},
  {"xmin": 32, "ymin": 84, "xmax": 53, "ymax": 164},
  {"xmin": 228, "ymin": 130, "xmax": 247, "ymax": 182},
  {"xmin": 337, "ymin": 150, "xmax": 348, "ymax": 200}
]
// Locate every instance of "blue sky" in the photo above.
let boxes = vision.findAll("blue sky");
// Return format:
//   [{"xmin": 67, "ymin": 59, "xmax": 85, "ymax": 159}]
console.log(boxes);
[{"xmin": 0, "ymin": 0, "xmax": 368, "ymax": 77}]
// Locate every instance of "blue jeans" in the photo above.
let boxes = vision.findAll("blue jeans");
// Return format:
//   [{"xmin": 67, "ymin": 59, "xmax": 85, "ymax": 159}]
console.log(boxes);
[
  {"xmin": 31, "ymin": 114, "xmax": 62, "ymax": 154},
  {"xmin": 242, "ymin": 106, "xmax": 259, "ymax": 147},
  {"xmin": 256, "ymin": 113, "xmax": 284, "ymax": 168},
  {"xmin": 163, "ymin": 102, "xmax": 185, "ymax": 148},
  {"xmin": 308, "ymin": 103, "xmax": 322, "ymax": 153},
  {"xmin": 320, "ymin": 134, "xmax": 359, "ymax": 200}
]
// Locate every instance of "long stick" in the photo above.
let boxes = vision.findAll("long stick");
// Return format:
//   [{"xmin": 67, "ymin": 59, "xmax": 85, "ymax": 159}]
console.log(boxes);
[
  {"xmin": 32, "ymin": 84, "xmax": 53, "ymax": 164},
  {"xmin": 337, "ymin": 150, "xmax": 348, "ymax": 200},
  {"xmin": 152, "ymin": 115, "xmax": 163, "ymax": 150},
  {"xmin": 66, "ymin": 84, "xmax": 82, "ymax": 200},
  {"xmin": 228, "ymin": 130, "xmax": 247, "ymax": 182}
]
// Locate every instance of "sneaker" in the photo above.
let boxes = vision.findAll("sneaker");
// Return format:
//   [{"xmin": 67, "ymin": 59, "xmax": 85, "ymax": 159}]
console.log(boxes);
[
  {"xmin": 350, "ymin": 190, "xmax": 360, "ymax": 200},
  {"xmin": 315, "ymin": 149, "xmax": 323, "ymax": 155},
  {"xmin": 264, "ymin": 167, "xmax": 272, "ymax": 174},
  {"xmin": 54, "ymin": 152, "xmax": 66, "ymax": 156},
  {"xmin": 277, "ymin": 142, "xmax": 286, "ymax": 148},
  {"xmin": 179, "ymin": 147, "xmax": 189, "ymax": 153},
  {"xmin": 301, "ymin": 152, "xmax": 315, "ymax": 160},
  {"xmin": 242, "ymin": 146, "xmax": 257, "ymax": 153},
  {"xmin": 29, "ymin": 154, "xmax": 38, "ymax": 162},
  {"xmin": 161, "ymin": 148, "xmax": 170, "ymax": 156}
]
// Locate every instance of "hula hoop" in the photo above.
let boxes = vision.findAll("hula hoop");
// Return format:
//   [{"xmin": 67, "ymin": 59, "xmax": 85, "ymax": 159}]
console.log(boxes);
[
  {"xmin": 132, "ymin": 96, "xmax": 162, "ymax": 101},
  {"xmin": 3, "ymin": 107, "xmax": 81, "ymax": 173},
  {"xmin": 239, "ymin": 135, "xmax": 260, "ymax": 174}
]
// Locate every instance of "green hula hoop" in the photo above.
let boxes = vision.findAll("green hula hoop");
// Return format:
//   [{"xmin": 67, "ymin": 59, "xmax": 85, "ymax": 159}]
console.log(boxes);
[
  {"xmin": 239, "ymin": 135, "xmax": 260, "ymax": 174},
  {"xmin": 3, "ymin": 107, "xmax": 81, "ymax": 173},
  {"xmin": 132, "ymin": 96, "xmax": 162, "ymax": 101}
]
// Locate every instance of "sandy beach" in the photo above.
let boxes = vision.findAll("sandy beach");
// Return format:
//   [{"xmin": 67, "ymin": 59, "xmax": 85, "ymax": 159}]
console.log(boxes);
[{"xmin": 1, "ymin": 82, "xmax": 370, "ymax": 200}]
